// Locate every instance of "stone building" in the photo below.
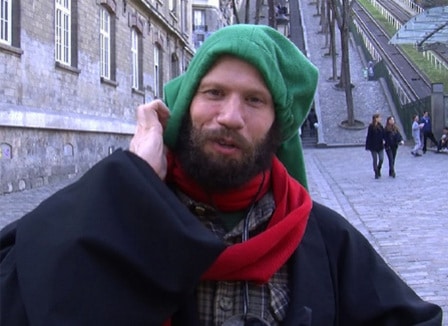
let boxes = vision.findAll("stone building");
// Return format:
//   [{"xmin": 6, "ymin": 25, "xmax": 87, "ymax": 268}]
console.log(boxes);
[
  {"xmin": 192, "ymin": 0, "xmax": 233, "ymax": 49},
  {"xmin": 0, "ymin": 0, "xmax": 231, "ymax": 194}
]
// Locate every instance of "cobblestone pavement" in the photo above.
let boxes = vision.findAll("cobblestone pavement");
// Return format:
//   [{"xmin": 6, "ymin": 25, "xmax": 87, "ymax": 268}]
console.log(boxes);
[
  {"xmin": 298, "ymin": 0, "xmax": 447, "ymax": 321},
  {"xmin": 0, "ymin": 0, "xmax": 446, "ymax": 323},
  {"xmin": 305, "ymin": 146, "xmax": 447, "ymax": 323}
]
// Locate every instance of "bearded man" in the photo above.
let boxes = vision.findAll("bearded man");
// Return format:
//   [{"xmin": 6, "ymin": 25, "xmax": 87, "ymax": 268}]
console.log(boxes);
[{"xmin": 1, "ymin": 25, "xmax": 442, "ymax": 325}]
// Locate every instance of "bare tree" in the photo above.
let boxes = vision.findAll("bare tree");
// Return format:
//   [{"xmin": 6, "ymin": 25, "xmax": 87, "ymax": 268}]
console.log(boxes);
[
  {"xmin": 244, "ymin": 0, "xmax": 250, "ymax": 23},
  {"xmin": 268, "ymin": 0, "xmax": 276, "ymax": 28},
  {"xmin": 327, "ymin": 3, "xmax": 338, "ymax": 82},
  {"xmin": 232, "ymin": 0, "xmax": 240, "ymax": 24},
  {"xmin": 314, "ymin": 0, "xmax": 321, "ymax": 17},
  {"xmin": 318, "ymin": 0, "xmax": 337, "ymax": 81},
  {"xmin": 319, "ymin": 0, "xmax": 326, "ymax": 29},
  {"xmin": 255, "ymin": 0, "xmax": 263, "ymax": 24},
  {"xmin": 329, "ymin": 0, "xmax": 356, "ymax": 126}
]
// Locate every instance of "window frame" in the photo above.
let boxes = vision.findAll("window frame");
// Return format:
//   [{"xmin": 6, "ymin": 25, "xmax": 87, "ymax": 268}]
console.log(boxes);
[
  {"xmin": 131, "ymin": 28, "xmax": 140, "ymax": 90},
  {"xmin": 154, "ymin": 44, "xmax": 160, "ymax": 98},
  {"xmin": 170, "ymin": 53, "xmax": 180, "ymax": 80},
  {"xmin": 169, "ymin": 0, "xmax": 176, "ymax": 12},
  {"xmin": 180, "ymin": 0, "xmax": 188, "ymax": 34},
  {"xmin": 99, "ymin": 7, "xmax": 111, "ymax": 79},
  {"xmin": 55, "ymin": 0, "xmax": 72, "ymax": 65},
  {"xmin": 0, "ymin": 0, "xmax": 12, "ymax": 45},
  {"xmin": 193, "ymin": 9, "xmax": 205, "ymax": 29}
]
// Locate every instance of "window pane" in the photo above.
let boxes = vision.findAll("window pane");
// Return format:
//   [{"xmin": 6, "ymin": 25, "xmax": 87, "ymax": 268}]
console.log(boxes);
[
  {"xmin": 0, "ymin": 0, "xmax": 11, "ymax": 44},
  {"xmin": 100, "ymin": 8, "xmax": 110, "ymax": 78},
  {"xmin": 131, "ymin": 29, "xmax": 139, "ymax": 89},
  {"xmin": 154, "ymin": 46, "xmax": 159, "ymax": 97},
  {"xmin": 55, "ymin": 0, "xmax": 71, "ymax": 65}
]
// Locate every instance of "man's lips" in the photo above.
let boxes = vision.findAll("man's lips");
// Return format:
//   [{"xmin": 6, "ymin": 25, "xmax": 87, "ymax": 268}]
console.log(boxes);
[
  {"xmin": 209, "ymin": 137, "xmax": 241, "ymax": 155},
  {"xmin": 216, "ymin": 137, "xmax": 239, "ymax": 148}
]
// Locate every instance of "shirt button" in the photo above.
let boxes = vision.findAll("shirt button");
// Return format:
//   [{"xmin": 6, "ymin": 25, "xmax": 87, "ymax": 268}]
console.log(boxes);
[
  {"xmin": 219, "ymin": 296, "xmax": 233, "ymax": 311},
  {"xmin": 193, "ymin": 205, "xmax": 207, "ymax": 216}
]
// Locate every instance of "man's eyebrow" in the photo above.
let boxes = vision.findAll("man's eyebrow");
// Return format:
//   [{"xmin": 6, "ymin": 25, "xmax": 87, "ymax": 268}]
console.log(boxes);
[
  {"xmin": 197, "ymin": 75, "xmax": 222, "ymax": 85},
  {"xmin": 197, "ymin": 79, "xmax": 217, "ymax": 87},
  {"xmin": 197, "ymin": 76, "xmax": 271, "ymax": 96}
]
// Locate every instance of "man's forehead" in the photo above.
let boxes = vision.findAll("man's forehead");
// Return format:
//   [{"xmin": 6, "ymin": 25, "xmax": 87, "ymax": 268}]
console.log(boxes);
[
  {"xmin": 208, "ymin": 54, "xmax": 256, "ymax": 71},
  {"xmin": 201, "ymin": 55, "xmax": 271, "ymax": 90}
]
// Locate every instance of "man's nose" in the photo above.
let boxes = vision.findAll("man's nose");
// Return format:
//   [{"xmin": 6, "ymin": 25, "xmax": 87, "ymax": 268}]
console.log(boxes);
[{"xmin": 216, "ymin": 95, "xmax": 245, "ymax": 129}]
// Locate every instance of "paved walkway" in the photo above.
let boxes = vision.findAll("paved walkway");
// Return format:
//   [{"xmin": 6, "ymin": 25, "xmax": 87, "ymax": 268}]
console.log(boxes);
[
  {"xmin": 305, "ymin": 147, "xmax": 447, "ymax": 323},
  {"xmin": 0, "ymin": 0, "xmax": 446, "ymax": 323},
  {"xmin": 297, "ymin": 0, "xmax": 447, "ymax": 322}
]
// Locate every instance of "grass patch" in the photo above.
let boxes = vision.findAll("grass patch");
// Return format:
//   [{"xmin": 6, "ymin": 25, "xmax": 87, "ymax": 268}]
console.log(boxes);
[
  {"xmin": 355, "ymin": 0, "xmax": 448, "ymax": 86},
  {"xmin": 401, "ymin": 45, "xmax": 448, "ymax": 84}
]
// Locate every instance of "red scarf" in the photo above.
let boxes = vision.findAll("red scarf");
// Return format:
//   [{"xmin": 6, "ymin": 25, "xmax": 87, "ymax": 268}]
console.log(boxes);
[{"xmin": 167, "ymin": 154, "xmax": 312, "ymax": 283}]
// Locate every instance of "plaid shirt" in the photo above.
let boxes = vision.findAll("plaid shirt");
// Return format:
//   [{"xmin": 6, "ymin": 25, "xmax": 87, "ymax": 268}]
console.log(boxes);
[{"xmin": 176, "ymin": 190, "xmax": 290, "ymax": 325}]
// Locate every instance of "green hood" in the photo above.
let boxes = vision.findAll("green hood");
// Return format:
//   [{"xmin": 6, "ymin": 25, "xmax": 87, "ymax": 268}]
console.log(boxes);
[{"xmin": 163, "ymin": 24, "xmax": 318, "ymax": 188}]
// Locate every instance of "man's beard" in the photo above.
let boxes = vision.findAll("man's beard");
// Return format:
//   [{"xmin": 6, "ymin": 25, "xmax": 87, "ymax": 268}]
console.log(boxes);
[{"xmin": 175, "ymin": 116, "xmax": 282, "ymax": 191}]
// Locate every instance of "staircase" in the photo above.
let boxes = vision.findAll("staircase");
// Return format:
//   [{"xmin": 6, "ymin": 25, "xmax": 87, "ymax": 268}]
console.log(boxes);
[{"xmin": 300, "ymin": 126, "xmax": 318, "ymax": 148}]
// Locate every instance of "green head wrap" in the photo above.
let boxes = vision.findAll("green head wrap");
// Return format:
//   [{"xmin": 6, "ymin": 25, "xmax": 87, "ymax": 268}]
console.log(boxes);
[{"xmin": 163, "ymin": 24, "xmax": 318, "ymax": 188}]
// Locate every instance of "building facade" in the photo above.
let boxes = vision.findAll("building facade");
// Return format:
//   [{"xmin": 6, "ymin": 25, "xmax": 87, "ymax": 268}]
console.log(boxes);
[
  {"xmin": 192, "ymin": 0, "xmax": 233, "ymax": 49},
  {"xmin": 0, "ymin": 0, "xmax": 232, "ymax": 194}
]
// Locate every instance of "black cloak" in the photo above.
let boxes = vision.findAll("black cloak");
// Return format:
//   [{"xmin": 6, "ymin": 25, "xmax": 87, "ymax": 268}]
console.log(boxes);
[{"xmin": 0, "ymin": 150, "xmax": 442, "ymax": 325}]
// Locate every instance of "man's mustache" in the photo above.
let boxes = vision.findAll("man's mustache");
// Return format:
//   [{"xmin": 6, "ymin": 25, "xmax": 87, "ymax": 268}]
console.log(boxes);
[{"xmin": 203, "ymin": 128, "xmax": 251, "ymax": 151}]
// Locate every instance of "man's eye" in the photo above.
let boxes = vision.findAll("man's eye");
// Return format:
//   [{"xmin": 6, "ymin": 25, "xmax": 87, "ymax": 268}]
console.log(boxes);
[
  {"xmin": 205, "ymin": 89, "xmax": 222, "ymax": 97},
  {"xmin": 247, "ymin": 96, "xmax": 263, "ymax": 105}
]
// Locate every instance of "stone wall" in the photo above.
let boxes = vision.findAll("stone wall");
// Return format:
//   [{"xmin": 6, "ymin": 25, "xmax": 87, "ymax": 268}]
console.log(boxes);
[
  {"xmin": 0, "ymin": 127, "xmax": 131, "ymax": 194},
  {"xmin": 0, "ymin": 0, "xmax": 194, "ymax": 194}
]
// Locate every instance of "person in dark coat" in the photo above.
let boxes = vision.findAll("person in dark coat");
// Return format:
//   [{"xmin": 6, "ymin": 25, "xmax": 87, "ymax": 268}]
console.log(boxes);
[
  {"xmin": 384, "ymin": 115, "xmax": 404, "ymax": 178},
  {"xmin": 420, "ymin": 111, "xmax": 438, "ymax": 153},
  {"xmin": 0, "ymin": 25, "xmax": 442, "ymax": 326},
  {"xmin": 365, "ymin": 113, "xmax": 385, "ymax": 179},
  {"xmin": 307, "ymin": 108, "xmax": 318, "ymax": 137}
]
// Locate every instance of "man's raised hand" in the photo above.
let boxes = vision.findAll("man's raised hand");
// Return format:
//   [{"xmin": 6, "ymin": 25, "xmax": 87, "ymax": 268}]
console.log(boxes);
[{"xmin": 130, "ymin": 100, "xmax": 171, "ymax": 180}]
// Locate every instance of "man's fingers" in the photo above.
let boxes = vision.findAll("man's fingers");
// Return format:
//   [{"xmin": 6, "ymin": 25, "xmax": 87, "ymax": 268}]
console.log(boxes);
[
  {"xmin": 136, "ymin": 99, "xmax": 171, "ymax": 130},
  {"xmin": 130, "ymin": 100, "xmax": 171, "ymax": 180}
]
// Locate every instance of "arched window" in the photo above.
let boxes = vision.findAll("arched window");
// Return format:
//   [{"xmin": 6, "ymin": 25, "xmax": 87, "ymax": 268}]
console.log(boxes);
[{"xmin": 0, "ymin": 143, "xmax": 12, "ymax": 159}]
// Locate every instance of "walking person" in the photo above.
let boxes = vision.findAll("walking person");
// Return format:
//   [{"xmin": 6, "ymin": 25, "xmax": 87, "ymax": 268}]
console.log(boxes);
[
  {"xmin": 411, "ymin": 114, "xmax": 424, "ymax": 156},
  {"xmin": 365, "ymin": 113, "xmax": 385, "ymax": 179},
  {"xmin": 384, "ymin": 116, "xmax": 404, "ymax": 178},
  {"xmin": 367, "ymin": 61, "xmax": 375, "ymax": 81},
  {"xmin": 307, "ymin": 108, "xmax": 318, "ymax": 137},
  {"xmin": 420, "ymin": 111, "xmax": 438, "ymax": 153}
]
